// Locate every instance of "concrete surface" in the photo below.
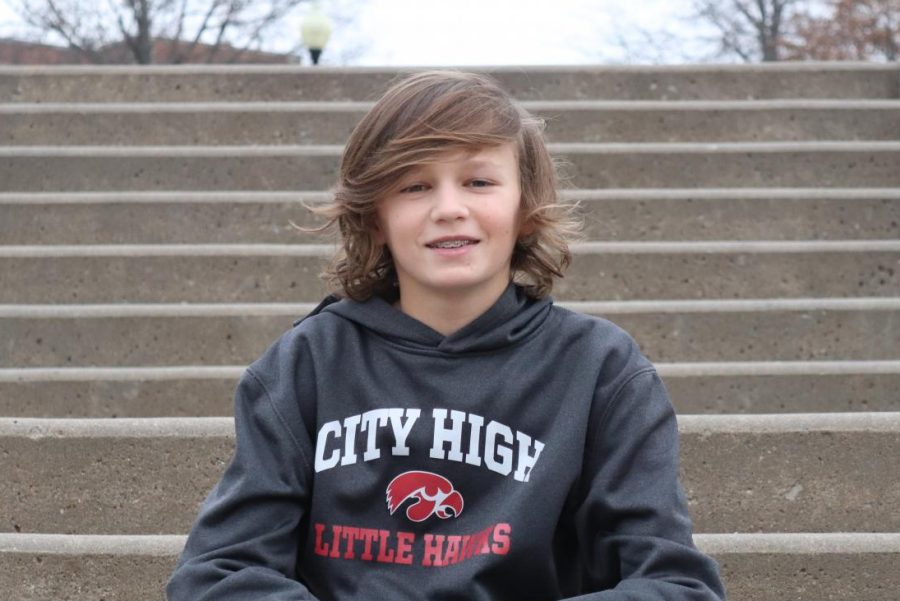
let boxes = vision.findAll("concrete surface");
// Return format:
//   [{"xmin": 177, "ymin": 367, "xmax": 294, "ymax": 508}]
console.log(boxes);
[
  {"xmin": 3, "ymin": 242, "xmax": 899, "ymax": 302},
  {"xmin": 2, "ymin": 142, "xmax": 900, "ymax": 191},
  {"xmin": 2, "ymin": 189, "xmax": 899, "ymax": 244},
  {"xmin": 4, "ymin": 302, "xmax": 900, "ymax": 366},
  {"xmin": 1, "ymin": 63, "xmax": 897, "ymax": 102},
  {"xmin": 2, "ymin": 100, "xmax": 898, "ymax": 145},
  {"xmin": 1, "ymin": 414, "xmax": 898, "ymax": 535},
  {"xmin": 3, "ymin": 532, "xmax": 898, "ymax": 601},
  {"xmin": 4, "ymin": 362, "xmax": 900, "ymax": 417}
]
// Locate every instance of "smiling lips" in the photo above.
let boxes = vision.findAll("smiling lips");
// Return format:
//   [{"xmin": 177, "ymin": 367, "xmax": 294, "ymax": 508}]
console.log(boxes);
[{"xmin": 426, "ymin": 237, "xmax": 480, "ymax": 249}]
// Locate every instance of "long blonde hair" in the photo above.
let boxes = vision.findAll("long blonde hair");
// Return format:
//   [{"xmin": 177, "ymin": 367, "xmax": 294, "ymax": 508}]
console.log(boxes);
[{"xmin": 304, "ymin": 70, "xmax": 583, "ymax": 301}]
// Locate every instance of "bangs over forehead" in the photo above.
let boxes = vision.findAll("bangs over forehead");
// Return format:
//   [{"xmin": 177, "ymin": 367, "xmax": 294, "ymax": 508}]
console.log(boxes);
[
  {"xmin": 313, "ymin": 69, "xmax": 579, "ymax": 302},
  {"xmin": 340, "ymin": 71, "xmax": 525, "ymax": 199}
]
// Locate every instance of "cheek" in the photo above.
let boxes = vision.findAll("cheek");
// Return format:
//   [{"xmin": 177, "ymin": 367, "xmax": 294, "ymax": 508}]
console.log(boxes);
[{"xmin": 377, "ymin": 209, "xmax": 423, "ymax": 246}]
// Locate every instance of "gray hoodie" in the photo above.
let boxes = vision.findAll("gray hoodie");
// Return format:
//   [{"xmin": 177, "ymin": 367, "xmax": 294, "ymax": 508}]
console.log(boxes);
[{"xmin": 167, "ymin": 282, "xmax": 726, "ymax": 601}]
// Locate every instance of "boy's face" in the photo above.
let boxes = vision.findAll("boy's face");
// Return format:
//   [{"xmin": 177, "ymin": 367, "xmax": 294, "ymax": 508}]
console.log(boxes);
[{"xmin": 373, "ymin": 143, "xmax": 527, "ymax": 307}]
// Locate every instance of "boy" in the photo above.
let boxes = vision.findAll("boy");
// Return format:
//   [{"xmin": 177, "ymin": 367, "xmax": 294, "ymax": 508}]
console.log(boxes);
[{"xmin": 167, "ymin": 70, "xmax": 727, "ymax": 601}]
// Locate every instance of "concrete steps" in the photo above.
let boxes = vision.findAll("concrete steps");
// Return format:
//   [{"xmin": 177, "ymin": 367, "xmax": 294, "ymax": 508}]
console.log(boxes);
[
  {"xmin": 4, "ymin": 142, "xmax": 900, "ymax": 190},
  {"xmin": 2, "ymin": 64, "xmax": 897, "ymax": 102},
  {"xmin": 1, "ymin": 64, "xmax": 899, "ymax": 599},
  {"xmin": 3, "ymin": 532, "xmax": 898, "ymax": 601},
  {"xmin": 3, "ymin": 241, "xmax": 900, "ymax": 302},
  {"xmin": 3, "ymin": 361, "xmax": 899, "ymax": 417},
  {"xmin": 3, "ymin": 100, "xmax": 899, "ymax": 145},
  {"xmin": 3, "ymin": 299, "xmax": 900, "ymax": 366},
  {"xmin": 2, "ymin": 414, "xmax": 898, "ymax": 535},
  {"xmin": 2, "ymin": 189, "xmax": 899, "ymax": 243}
]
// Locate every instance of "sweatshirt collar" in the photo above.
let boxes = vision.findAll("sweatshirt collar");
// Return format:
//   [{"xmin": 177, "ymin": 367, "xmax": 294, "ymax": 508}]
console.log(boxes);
[{"xmin": 308, "ymin": 282, "xmax": 552, "ymax": 354}]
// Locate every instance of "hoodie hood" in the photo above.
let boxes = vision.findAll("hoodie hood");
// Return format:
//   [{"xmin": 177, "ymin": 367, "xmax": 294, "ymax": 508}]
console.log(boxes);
[{"xmin": 298, "ymin": 282, "xmax": 553, "ymax": 354}]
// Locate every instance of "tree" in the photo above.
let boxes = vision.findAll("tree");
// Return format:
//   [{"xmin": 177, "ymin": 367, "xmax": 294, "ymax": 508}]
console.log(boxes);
[
  {"xmin": 11, "ymin": 0, "xmax": 312, "ymax": 64},
  {"xmin": 783, "ymin": 0, "xmax": 899, "ymax": 61},
  {"xmin": 692, "ymin": 0, "xmax": 802, "ymax": 61}
]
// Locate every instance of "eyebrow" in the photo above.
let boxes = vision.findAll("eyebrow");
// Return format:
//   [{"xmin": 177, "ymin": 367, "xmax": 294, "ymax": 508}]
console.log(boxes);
[{"xmin": 461, "ymin": 159, "xmax": 503, "ymax": 169}]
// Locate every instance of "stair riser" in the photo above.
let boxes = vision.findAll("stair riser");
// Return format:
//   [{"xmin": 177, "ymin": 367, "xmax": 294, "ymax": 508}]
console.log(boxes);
[
  {"xmin": 3, "ymin": 543, "xmax": 895, "ymax": 601},
  {"xmin": 3, "ymin": 252, "xmax": 898, "ymax": 302},
  {"xmin": 1, "ymin": 428, "xmax": 896, "ymax": 534},
  {"xmin": 4, "ymin": 107, "xmax": 899, "ymax": 145},
  {"xmin": 1, "ymin": 552, "xmax": 176, "ymax": 601},
  {"xmin": 4, "ymin": 310, "xmax": 900, "ymax": 367},
  {"xmin": 2, "ymin": 67, "xmax": 897, "ymax": 102},
  {"xmin": 717, "ymin": 552, "xmax": 899, "ymax": 601},
  {"xmin": 3, "ymin": 373, "xmax": 899, "ymax": 418},
  {"xmin": 0, "ymin": 379, "xmax": 238, "ymax": 418},
  {"xmin": 682, "ymin": 430, "xmax": 899, "ymax": 533},
  {"xmin": 3, "ymin": 149, "xmax": 899, "ymax": 191},
  {"xmin": 3, "ymin": 196, "xmax": 899, "ymax": 244}
]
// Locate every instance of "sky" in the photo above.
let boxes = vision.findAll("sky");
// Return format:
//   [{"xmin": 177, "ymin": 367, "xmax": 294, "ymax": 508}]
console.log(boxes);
[
  {"xmin": 0, "ymin": 0, "xmax": 733, "ymax": 66},
  {"xmin": 318, "ymin": 0, "xmax": 723, "ymax": 66}
]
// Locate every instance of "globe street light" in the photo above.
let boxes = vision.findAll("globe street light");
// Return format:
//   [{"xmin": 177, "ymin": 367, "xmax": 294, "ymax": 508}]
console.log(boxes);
[{"xmin": 300, "ymin": 2, "xmax": 332, "ymax": 65}]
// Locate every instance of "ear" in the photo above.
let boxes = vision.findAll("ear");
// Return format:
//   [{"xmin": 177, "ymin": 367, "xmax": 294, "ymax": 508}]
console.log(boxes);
[
  {"xmin": 517, "ymin": 212, "xmax": 536, "ymax": 238},
  {"xmin": 518, "ymin": 220, "xmax": 536, "ymax": 237}
]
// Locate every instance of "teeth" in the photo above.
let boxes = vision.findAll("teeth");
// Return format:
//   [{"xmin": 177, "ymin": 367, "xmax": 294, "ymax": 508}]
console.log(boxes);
[{"xmin": 432, "ymin": 240, "xmax": 473, "ymax": 248}]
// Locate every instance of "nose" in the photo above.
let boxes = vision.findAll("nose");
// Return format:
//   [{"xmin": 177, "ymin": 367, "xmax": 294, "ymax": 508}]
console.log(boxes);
[{"xmin": 430, "ymin": 183, "xmax": 469, "ymax": 222}]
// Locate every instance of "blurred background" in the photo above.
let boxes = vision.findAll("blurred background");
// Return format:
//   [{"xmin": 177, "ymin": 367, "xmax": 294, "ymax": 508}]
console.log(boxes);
[{"xmin": 0, "ymin": 0, "xmax": 896, "ymax": 66}]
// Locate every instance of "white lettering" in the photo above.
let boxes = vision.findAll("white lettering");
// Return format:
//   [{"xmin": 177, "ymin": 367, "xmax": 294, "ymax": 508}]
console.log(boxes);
[
  {"xmin": 430, "ymin": 409, "xmax": 465, "ymax": 461},
  {"xmin": 484, "ymin": 421, "xmax": 514, "ymax": 476},
  {"xmin": 314, "ymin": 420, "xmax": 342, "ymax": 472},
  {"xmin": 389, "ymin": 408, "xmax": 420, "ymax": 456},
  {"xmin": 360, "ymin": 409, "xmax": 391, "ymax": 461},
  {"xmin": 513, "ymin": 431, "xmax": 545, "ymax": 482},
  {"xmin": 465, "ymin": 413, "xmax": 484, "ymax": 467},
  {"xmin": 340, "ymin": 414, "xmax": 361, "ymax": 466}
]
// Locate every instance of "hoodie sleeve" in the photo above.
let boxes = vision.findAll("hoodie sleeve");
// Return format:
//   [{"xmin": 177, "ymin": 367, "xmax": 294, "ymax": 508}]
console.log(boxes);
[
  {"xmin": 166, "ymin": 363, "xmax": 320, "ymax": 601},
  {"xmin": 565, "ymin": 368, "xmax": 727, "ymax": 601}
]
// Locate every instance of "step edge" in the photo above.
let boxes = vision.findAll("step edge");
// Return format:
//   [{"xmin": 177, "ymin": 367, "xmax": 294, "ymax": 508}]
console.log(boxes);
[
  {"xmin": 3, "ymin": 98, "xmax": 899, "ymax": 113},
  {"xmin": 2, "ymin": 188, "xmax": 899, "ymax": 204},
  {"xmin": 2, "ymin": 413, "xmax": 899, "ymax": 437},
  {"xmin": 5, "ymin": 240, "xmax": 900, "ymax": 256},
  {"xmin": 0, "ymin": 61, "xmax": 894, "ymax": 75},
  {"xmin": 3, "ymin": 140, "xmax": 900, "ymax": 156},
  {"xmin": 4, "ymin": 297, "xmax": 900, "ymax": 317},
  {"xmin": 2, "ymin": 532, "xmax": 899, "ymax": 556},
  {"xmin": 5, "ymin": 360, "xmax": 900, "ymax": 382}
]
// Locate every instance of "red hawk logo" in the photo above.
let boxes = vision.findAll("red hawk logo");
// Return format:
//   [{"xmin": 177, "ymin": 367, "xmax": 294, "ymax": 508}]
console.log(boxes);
[{"xmin": 386, "ymin": 470, "xmax": 464, "ymax": 522}]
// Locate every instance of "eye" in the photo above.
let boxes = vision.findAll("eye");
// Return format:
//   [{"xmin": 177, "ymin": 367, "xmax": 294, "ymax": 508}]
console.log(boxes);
[
  {"xmin": 468, "ymin": 179, "xmax": 493, "ymax": 188},
  {"xmin": 400, "ymin": 183, "xmax": 428, "ymax": 194}
]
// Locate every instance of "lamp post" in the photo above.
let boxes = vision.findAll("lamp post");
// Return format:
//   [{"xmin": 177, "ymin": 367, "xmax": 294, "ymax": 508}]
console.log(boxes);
[{"xmin": 300, "ymin": 2, "xmax": 332, "ymax": 65}]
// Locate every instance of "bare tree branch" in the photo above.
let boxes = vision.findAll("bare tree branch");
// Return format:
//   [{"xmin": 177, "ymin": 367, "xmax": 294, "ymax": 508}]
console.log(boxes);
[
  {"xmin": 11, "ymin": 0, "xmax": 335, "ymax": 64},
  {"xmin": 693, "ymin": 0, "xmax": 801, "ymax": 61}
]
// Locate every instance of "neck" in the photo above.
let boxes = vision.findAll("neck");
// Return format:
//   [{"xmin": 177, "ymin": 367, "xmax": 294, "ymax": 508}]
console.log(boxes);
[{"xmin": 394, "ymin": 281, "xmax": 510, "ymax": 336}]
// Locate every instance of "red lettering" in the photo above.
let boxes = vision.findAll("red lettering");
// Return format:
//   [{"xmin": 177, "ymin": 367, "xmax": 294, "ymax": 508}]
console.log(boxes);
[
  {"xmin": 341, "ymin": 526, "xmax": 360, "ymax": 559},
  {"xmin": 459, "ymin": 535, "xmax": 474, "ymax": 561},
  {"xmin": 314, "ymin": 523, "xmax": 330, "ymax": 557},
  {"xmin": 444, "ymin": 535, "xmax": 462, "ymax": 564},
  {"xmin": 460, "ymin": 534, "xmax": 478, "ymax": 561},
  {"xmin": 491, "ymin": 523, "xmax": 511, "ymax": 555},
  {"xmin": 422, "ymin": 534, "xmax": 445, "ymax": 567},
  {"xmin": 376, "ymin": 529, "xmax": 396, "ymax": 563},
  {"xmin": 396, "ymin": 531, "xmax": 415, "ymax": 565},
  {"xmin": 329, "ymin": 525, "xmax": 342, "ymax": 558},
  {"xmin": 469, "ymin": 526, "xmax": 491, "ymax": 555},
  {"xmin": 359, "ymin": 528, "xmax": 378, "ymax": 561}
]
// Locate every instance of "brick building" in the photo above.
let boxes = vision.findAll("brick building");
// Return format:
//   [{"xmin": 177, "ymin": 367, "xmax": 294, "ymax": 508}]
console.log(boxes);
[{"xmin": 0, "ymin": 37, "xmax": 295, "ymax": 64}]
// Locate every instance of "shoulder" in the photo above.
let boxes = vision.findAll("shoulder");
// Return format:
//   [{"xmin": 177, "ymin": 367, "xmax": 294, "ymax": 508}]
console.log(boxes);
[
  {"xmin": 245, "ymin": 310, "xmax": 347, "ymax": 390},
  {"xmin": 548, "ymin": 303, "xmax": 654, "ymax": 373},
  {"xmin": 546, "ymin": 303, "xmax": 660, "ymax": 419}
]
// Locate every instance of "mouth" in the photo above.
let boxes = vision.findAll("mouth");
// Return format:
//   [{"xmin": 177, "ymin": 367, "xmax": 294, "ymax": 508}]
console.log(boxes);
[{"xmin": 426, "ymin": 238, "xmax": 480, "ymax": 249}]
